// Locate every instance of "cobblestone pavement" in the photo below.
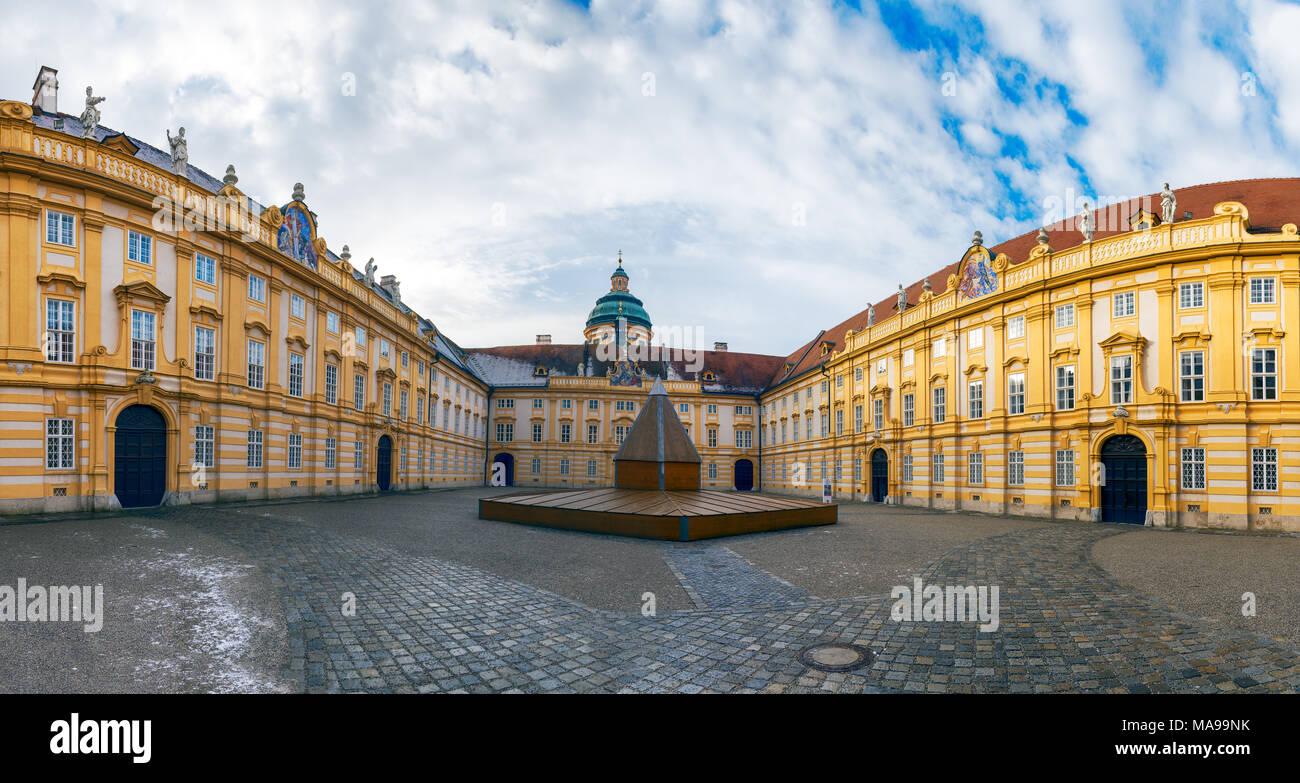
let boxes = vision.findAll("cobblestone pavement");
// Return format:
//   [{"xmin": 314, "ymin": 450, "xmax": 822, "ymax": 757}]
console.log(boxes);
[{"xmin": 170, "ymin": 493, "xmax": 1300, "ymax": 694}]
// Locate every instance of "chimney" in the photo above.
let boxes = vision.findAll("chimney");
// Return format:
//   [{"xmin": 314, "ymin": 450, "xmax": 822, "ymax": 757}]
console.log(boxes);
[
  {"xmin": 713, "ymin": 342, "xmax": 728, "ymax": 352},
  {"xmin": 378, "ymin": 274, "xmax": 401, "ymax": 305},
  {"xmin": 32, "ymin": 66, "xmax": 58, "ymax": 114},
  {"xmin": 536, "ymin": 334, "xmax": 552, "ymax": 345}
]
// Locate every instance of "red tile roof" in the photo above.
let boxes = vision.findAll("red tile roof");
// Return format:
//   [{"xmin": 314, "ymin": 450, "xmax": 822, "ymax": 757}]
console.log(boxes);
[{"xmin": 767, "ymin": 177, "xmax": 1300, "ymax": 388}]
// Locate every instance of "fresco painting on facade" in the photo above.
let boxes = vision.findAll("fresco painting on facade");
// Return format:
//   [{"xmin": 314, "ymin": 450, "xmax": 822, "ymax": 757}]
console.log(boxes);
[{"xmin": 4, "ymin": 66, "xmax": 1300, "ymax": 534}]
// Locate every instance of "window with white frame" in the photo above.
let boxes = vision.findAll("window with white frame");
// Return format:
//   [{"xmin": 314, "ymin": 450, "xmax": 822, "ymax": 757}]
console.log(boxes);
[
  {"xmin": 354, "ymin": 440, "xmax": 364, "ymax": 469},
  {"xmin": 615, "ymin": 425, "xmax": 628, "ymax": 445},
  {"xmin": 854, "ymin": 366, "xmax": 863, "ymax": 382},
  {"xmin": 968, "ymin": 452, "xmax": 984, "ymax": 484},
  {"xmin": 399, "ymin": 389, "xmax": 408, "ymax": 420},
  {"xmin": 354, "ymin": 325, "xmax": 366, "ymax": 352},
  {"xmin": 1113, "ymin": 290, "xmax": 1135, "ymax": 318},
  {"xmin": 325, "ymin": 437, "xmax": 336, "ymax": 470},
  {"xmin": 735, "ymin": 428, "xmax": 752, "ymax": 449},
  {"xmin": 872, "ymin": 398, "xmax": 884, "ymax": 430},
  {"xmin": 588, "ymin": 424, "xmax": 598, "ymax": 444},
  {"xmin": 1249, "ymin": 277, "xmax": 1276, "ymax": 305},
  {"xmin": 932, "ymin": 386, "xmax": 946, "ymax": 423},
  {"xmin": 1179, "ymin": 281, "xmax": 1204, "ymax": 309},
  {"xmin": 932, "ymin": 453, "xmax": 945, "ymax": 483},
  {"xmin": 1180, "ymin": 351, "xmax": 1204, "ymax": 402},
  {"xmin": 1007, "ymin": 372, "xmax": 1025, "ymax": 415},
  {"xmin": 290, "ymin": 294, "xmax": 306, "ymax": 320},
  {"xmin": 194, "ymin": 424, "xmax": 214, "ymax": 469},
  {"xmin": 127, "ymin": 230, "xmax": 152, "ymax": 265},
  {"xmin": 353, "ymin": 374, "xmax": 365, "ymax": 410},
  {"xmin": 288, "ymin": 353, "xmax": 304, "ymax": 397},
  {"xmin": 416, "ymin": 395, "xmax": 424, "ymax": 424},
  {"xmin": 903, "ymin": 393, "xmax": 914, "ymax": 427},
  {"xmin": 902, "ymin": 454, "xmax": 913, "ymax": 483},
  {"xmin": 533, "ymin": 422, "xmax": 543, "ymax": 442},
  {"xmin": 45, "ymin": 299, "xmax": 75, "ymax": 363},
  {"xmin": 1181, "ymin": 447, "xmax": 1205, "ymax": 490},
  {"xmin": 903, "ymin": 348, "xmax": 914, "ymax": 367},
  {"xmin": 835, "ymin": 409, "xmax": 844, "ymax": 436},
  {"xmin": 380, "ymin": 339, "xmax": 390, "ymax": 358},
  {"xmin": 248, "ymin": 275, "xmax": 266, "ymax": 303},
  {"xmin": 1007, "ymin": 450, "xmax": 1024, "ymax": 486},
  {"xmin": 1055, "ymin": 449, "xmax": 1074, "ymax": 486},
  {"xmin": 1055, "ymin": 303, "xmax": 1075, "ymax": 329},
  {"xmin": 401, "ymin": 351, "xmax": 409, "ymax": 368},
  {"xmin": 706, "ymin": 427, "xmax": 717, "ymax": 448},
  {"xmin": 245, "ymin": 339, "xmax": 265, "ymax": 389},
  {"xmin": 560, "ymin": 423, "xmax": 572, "ymax": 444},
  {"xmin": 1007, "ymin": 316, "xmax": 1025, "ymax": 340},
  {"xmin": 559, "ymin": 458, "xmax": 570, "ymax": 475},
  {"xmin": 45, "ymin": 418, "xmax": 74, "ymax": 470},
  {"xmin": 1251, "ymin": 348, "xmax": 1277, "ymax": 400},
  {"xmin": 1252, "ymin": 447, "xmax": 1278, "ymax": 492},
  {"xmin": 287, "ymin": 432, "xmax": 302, "ymax": 469},
  {"xmin": 130, "ymin": 310, "xmax": 156, "ymax": 370},
  {"xmin": 1056, "ymin": 365, "xmax": 1075, "ymax": 410},
  {"xmin": 1110, "ymin": 356, "xmax": 1133, "ymax": 404},
  {"xmin": 588, "ymin": 459, "xmax": 597, "ymax": 477},
  {"xmin": 45, "ymin": 210, "xmax": 75, "ymax": 246},
  {"xmin": 967, "ymin": 328, "xmax": 984, "ymax": 350},
  {"xmin": 324, "ymin": 363, "xmax": 338, "ymax": 405},
  {"xmin": 382, "ymin": 382, "xmax": 392, "ymax": 416},
  {"xmin": 530, "ymin": 457, "xmax": 541, "ymax": 474},
  {"xmin": 194, "ymin": 326, "xmax": 216, "ymax": 380},
  {"xmin": 195, "ymin": 253, "xmax": 217, "ymax": 285},
  {"xmin": 496, "ymin": 422, "xmax": 513, "ymax": 442},
  {"xmin": 836, "ymin": 373, "xmax": 844, "ymax": 388},
  {"xmin": 854, "ymin": 404, "xmax": 863, "ymax": 433},
  {"xmin": 707, "ymin": 463, "xmax": 718, "ymax": 479},
  {"xmin": 326, "ymin": 311, "xmax": 339, "ymax": 334},
  {"xmin": 932, "ymin": 338, "xmax": 946, "ymax": 357},
  {"xmin": 247, "ymin": 430, "xmax": 263, "ymax": 468},
  {"xmin": 968, "ymin": 381, "xmax": 984, "ymax": 419}
]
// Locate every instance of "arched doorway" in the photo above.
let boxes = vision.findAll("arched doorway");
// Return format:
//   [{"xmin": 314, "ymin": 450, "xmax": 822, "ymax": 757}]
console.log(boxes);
[
  {"xmin": 1100, "ymin": 434, "xmax": 1147, "ymax": 524},
  {"xmin": 114, "ymin": 405, "xmax": 167, "ymax": 508},
  {"xmin": 870, "ymin": 449, "xmax": 888, "ymax": 503},
  {"xmin": 492, "ymin": 452, "xmax": 514, "ymax": 486},
  {"xmin": 376, "ymin": 435, "xmax": 393, "ymax": 491},
  {"xmin": 733, "ymin": 459, "xmax": 754, "ymax": 491}
]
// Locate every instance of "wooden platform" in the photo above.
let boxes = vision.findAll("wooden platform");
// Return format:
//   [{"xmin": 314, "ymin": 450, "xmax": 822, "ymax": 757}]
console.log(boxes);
[{"xmin": 479, "ymin": 488, "xmax": 836, "ymax": 541}]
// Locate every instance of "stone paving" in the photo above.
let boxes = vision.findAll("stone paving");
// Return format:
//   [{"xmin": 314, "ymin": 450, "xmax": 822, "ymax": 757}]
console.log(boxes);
[{"xmin": 169, "ymin": 493, "xmax": 1300, "ymax": 694}]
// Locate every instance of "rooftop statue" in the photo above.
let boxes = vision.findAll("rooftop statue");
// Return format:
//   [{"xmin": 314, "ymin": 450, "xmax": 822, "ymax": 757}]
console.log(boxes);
[{"xmin": 80, "ymin": 86, "xmax": 104, "ymax": 139}]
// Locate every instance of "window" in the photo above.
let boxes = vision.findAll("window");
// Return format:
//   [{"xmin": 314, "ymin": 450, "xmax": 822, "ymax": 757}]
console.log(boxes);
[
  {"xmin": 1055, "ymin": 449, "xmax": 1074, "ymax": 486},
  {"xmin": 354, "ymin": 325, "xmax": 366, "ymax": 352},
  {"xmin": 45, "ymin": 210, "xmax": 75, "ymax": 246},
  {"xmin": 127, "ymin": 230, "xmax": 152, "ymax": 265},
  {"xmin": 559, "ymin": 458, "xmax": 570, "ymax": 476},
  {"xmin": 248, "ymin": 275, "xmax": 266, "ymax": 303},
  {"xmin": 932, "ymin": 387, "xmax": 946, "ymax": 423},
  {"xmin": 497, "ymin": 398, "xmax": 514, "ymax": 409},
  {"xmin": 45, "ymin": 418, "xmax": 74, "ymax": 470},
  {"xmin": 45, "ymin": 299, "xmax": 75, "ymax": 363},
  {"xmin": 821, "ymin": 413, "xmax": 830, "ymax": 438},
  {"xmin": 354, "ymin": 440, "xmax": 364, "ymax": 469},
  {"xmin": 968, "ymin": 452, "xmax": 984, "ymax": 484},
  {"xmin": 854, "ymin": 458, "xmax": 862, "ymax": 481},
  {"xmin": 247, "ymin": 430, "xmax": 263, "ymax": 468},
  {"xmin": 1007, "ymin": 316, "xmax": 1025, "ymax": 340},
  {"xmin": 706, "ymin": 428, "xmax": 717, "ymax": 448},
  {"xmin": 1181, "ymin": 447, "xmax": 1205, "ymax": 490},
  {"xmin": 533, "ymin": 423, "xmax": 543, "ymax": 442},
  {"xmin": 1251, "ymin": 448, "xmax": 1277, "ymax": 492},
  {"xmin": 821, "ymin": 380, "xmax": 829, "ymax": 395},
  {"xmin": 290, "ymin": 294, "xmax": 306, "ymax": 320},
  {"xmin": 416, "ymin": 395, "xmax": 424, "ymax": 424},
  {"xmin": 707, "ymin": 463, "xmax": 718, "ymax": 479},
  {"xmin": 968, "ymin": 381, "xmax": 983, "ymax": 419},
  {"xmin": 902, "ymin": 455, "xmax": 913, "ymax": 483},
  {"xmin": 1179, "ymin": 282, "xmax": 1204, "ymax": 309},
  {"xmin": 325, "ymin": 437, "xmax": 336, "ymax": 470},
  {"xmin": 382, "ymin": 382, "xmax": 392, "ymax": 417},
  {"xmin": 932, "ymin": 338, "xmax": 946, "ymax": 357},
  {"xmin": 615, "ymin": 425, "xmax": 629, "ymax": 445},
  {"xmin": 1008, "ymin": 451, "xmax": 1024, "ymax": 486},
  {"xmin": 588, "ymin": 424, "xmax": 598, "ymax": 444},
  {"xmin": 854, "ymin": 404, "xmax": 864, "ymax": 433},
  {"xmin": 534, "ymin": 398, "xmax": 544, "ymax": 410},
  {"xmin": 288, "ymin": 432, "xmax": 302, "ymax": 469},
  {"xmin": 353, "ymin": 374, "xmax": 365, "ymax": 410},
  {"xmin": 194, "ymin": 326, "xmax": 216, "ymax": 380},
  {"xmin": 872, "ymin": 399, "xmax": 884, "ymax": 430},
  {"xmin": 835, "ymin": 409, "xmax": 844, "ymax": 436},
  {"xmin": 380, "ymin": 340, "xmax": 390, "ymax": 358},
  {"xmin": 130, "ymin": 310, "xmax": 156, "ymax": 370},
  {"xmin": 967, "ymin": 329, "xmax": 983, "ymax": 350},
  {"xmin": 590, "ymin": 399, "xmax": 601, "ymax": 411},
  {"xmin": 1113, "ymin": 290, "xmax": 1135, "ymax": 318},
  {"xmin": 560, "ymin": 423, "xmax": 572, "ymax": 444},
  {"xmin": 496, "ymin": 422, "xmax": 513, "ymax": 442},
  {"xmin": 679, "ymin": 403, "xmax": 689, "ymax": 414},
  {"xmin": 735, "ymin": 429, "xmax": 752, "ymax": 449},
  {"xmin": 836, "ymin": 373, "xmax": 844, "ymax": 388},
  {"xmin": 1179, "ymin": 351, "xmax": 1204, "ymax": 402},
  {"xmin": 326, "ymin": 311, "xmax": 339, "ymax": 334},
  {"xmin": 1110, "ymin": 356, "xmax": 1133, "ymax": 404},
  {"xmin": 903, "ymin": 349, "xmax": 914, "ymax": 367},
  {"xmin": 531, "ymin": 458, "xmax": 541, "ymax": 474},
  {"xmin": 324, "ymin": 364, "xmax": 338, "ymax": 405},
  {"xmin": 1251, "ymin": 348, "xmax": 1277, "ymax": 401},
  {"xmin": 194, "ymin": 425, "xmax": 214, "ymax": 469},
  {"xmin": 1056, "ymin": 365, "xmax": 1075, "ymax": 410},
  {"xmin": 399, "ymin": 389, "xmax": 409, "ymax": 420},
  {"xmin": 195, "ymin": 253, "xmax": 217, "ymax": 285},
  {"xmin": 1055, "ymin": 304, "xmax": 1075, "ymax": 329},
  {"xmin": 806, "ymin": 418, "xmax": 813, "ymax": 439},
  {"xmin": 706, "ymin": 403, "xmax": 717, "ymax": 414},
  {"xmin": 932, "ymin": 453, "xmax": 945, "ymax": 483},
  {"xmin": 401, "ymin": 351, "xmax": 409, "ymax": 368},
  {"xmin": 588, "ymin": 460, "xmax": 597, "ymax": 477},
  {"xmin": 903, "ymin": 393, "xmax": 914, "ymax": 427},
  {"xmin": 1007, "ymin": 373, "xmax": 1025, "ymax": 415},
  {"xmin": 288, "ymin": 353, "xmax": 304, "ymax": 397},
  {"xmin": 855, "ymin": 367, "xmax": 863, "ymax": 382},
  {"xmin": 1249, "ymin": 277, "xmax": 1275, "ymax": 305}
]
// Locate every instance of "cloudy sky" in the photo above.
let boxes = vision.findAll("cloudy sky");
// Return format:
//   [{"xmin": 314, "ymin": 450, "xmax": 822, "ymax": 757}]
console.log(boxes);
[{"xmin": 6, "ymin": 0, "xmax": 1298, "ymax": 356}]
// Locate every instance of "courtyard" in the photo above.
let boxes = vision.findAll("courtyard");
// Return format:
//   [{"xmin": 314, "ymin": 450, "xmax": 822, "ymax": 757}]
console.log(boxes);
[{"xmin": 1, "ymin": 488, "xmax": 1298, "ymax": 694}]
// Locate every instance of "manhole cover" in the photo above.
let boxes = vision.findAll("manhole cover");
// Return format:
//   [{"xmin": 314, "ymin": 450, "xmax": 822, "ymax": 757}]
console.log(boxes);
[{"xmin": 798, "ymin": 643, "xmax": 876, "ymax": 672}]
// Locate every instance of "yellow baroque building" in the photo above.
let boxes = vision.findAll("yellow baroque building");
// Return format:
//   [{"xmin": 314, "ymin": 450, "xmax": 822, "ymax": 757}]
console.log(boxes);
[{"xmin": 3, "ymin": 68, "xmax": 1300, "ymax": 533}]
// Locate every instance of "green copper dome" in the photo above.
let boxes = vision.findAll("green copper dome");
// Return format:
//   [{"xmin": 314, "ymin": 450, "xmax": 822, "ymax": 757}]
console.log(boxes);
[{"xmin": 586, "ymin": 263, "xmax": 652, "ymax": 331}]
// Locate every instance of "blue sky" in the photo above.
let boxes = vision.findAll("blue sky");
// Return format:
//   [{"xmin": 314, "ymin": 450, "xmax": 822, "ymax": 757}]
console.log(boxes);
[{"xmin": 5, "ymin": 0, "xmax": 1297, "ymax": 356}]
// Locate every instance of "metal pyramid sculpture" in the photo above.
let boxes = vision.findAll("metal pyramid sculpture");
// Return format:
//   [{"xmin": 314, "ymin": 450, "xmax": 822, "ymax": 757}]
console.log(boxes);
[{"xmin": 613, "ymin": 379, "xmax": 701, "ymax": 490}]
